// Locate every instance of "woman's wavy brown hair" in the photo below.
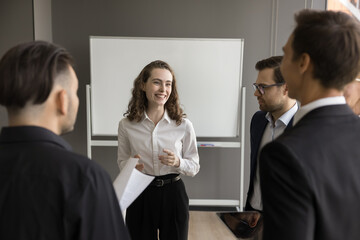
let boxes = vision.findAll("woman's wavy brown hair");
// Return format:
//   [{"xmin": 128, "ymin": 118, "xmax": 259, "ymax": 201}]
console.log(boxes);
[{"xmin": 124, "ymin": 60, "xmax": 186, "ymax": 125}]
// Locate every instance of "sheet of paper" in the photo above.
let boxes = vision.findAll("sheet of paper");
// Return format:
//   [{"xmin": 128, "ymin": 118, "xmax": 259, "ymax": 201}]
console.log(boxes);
[{"xmin": 113, "ymin": 158, "xmax": 154, "ymax": 211}]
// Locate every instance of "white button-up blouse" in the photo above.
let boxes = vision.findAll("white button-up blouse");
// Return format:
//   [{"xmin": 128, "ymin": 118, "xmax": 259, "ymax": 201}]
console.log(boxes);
[{"xmin": 117, "ymin": 111, "xmax": 200, "ymax": 177}]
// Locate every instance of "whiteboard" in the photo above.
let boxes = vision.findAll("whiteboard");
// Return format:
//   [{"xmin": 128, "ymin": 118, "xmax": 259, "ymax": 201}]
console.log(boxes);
[{"xmin": 89, "ymin": 36, "xmax": 244, "ymax": 137}]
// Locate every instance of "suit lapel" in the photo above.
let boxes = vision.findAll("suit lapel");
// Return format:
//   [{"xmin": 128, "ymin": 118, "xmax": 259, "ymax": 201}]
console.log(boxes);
[{"xmin": 253, "ymin": 118, "xmax": 268, "ymax": 160}]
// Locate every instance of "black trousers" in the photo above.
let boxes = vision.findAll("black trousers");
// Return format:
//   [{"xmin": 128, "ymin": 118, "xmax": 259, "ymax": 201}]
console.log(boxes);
[{"xmin": 126, "ymin": 174, "xmax": 189, "ymax": 240}]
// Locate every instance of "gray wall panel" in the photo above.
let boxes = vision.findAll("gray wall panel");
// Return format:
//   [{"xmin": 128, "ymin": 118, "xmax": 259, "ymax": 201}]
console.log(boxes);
[{"xmin": 0, "ymin": 0, "xmax": 34, "ymax": 130}]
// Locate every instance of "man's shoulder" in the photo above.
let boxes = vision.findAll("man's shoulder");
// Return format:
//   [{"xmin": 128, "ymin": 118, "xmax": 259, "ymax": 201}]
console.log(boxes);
[
  {"xmin": 272, "ymin": 109, "xmax": 360, "ymax": 154},
  {"xmin": 58, "ymin": 149, "xmax": 94, "ymax": 167},
  {"xmin": 250, "ymin": 111, "xmax": 268, "ymax": 128},
  {"xmin": 30, "ymin": 144, "xmax": 109, "ymax": 181},
  {"xmin": 55, "ymin": 149, "xmax": 106, "ymax": 174},
  {"xmin": 252, "ymin": 110, "xmax": 267, "ymax": 117},
  {"xmin": 251, "ymin": 111, "xmax": 267, "ymax": 121}
]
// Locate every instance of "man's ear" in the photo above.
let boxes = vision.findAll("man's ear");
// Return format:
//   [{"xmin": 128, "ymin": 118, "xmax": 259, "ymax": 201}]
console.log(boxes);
[
  {"xmin": 56, "ymin": 89, "xmax": 68, "ymax": 115},
  {"xmin": 299, "ymin": 52, "xmax": 311, "ymax": 74},
  {"xmin": 283, "ymin": 83, "xmax": 289, "ymax": 95}
]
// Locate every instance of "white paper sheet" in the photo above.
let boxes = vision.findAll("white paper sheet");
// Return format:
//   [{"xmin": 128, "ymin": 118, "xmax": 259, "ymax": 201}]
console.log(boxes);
[{"xmin": 113, "ymin": 158, "xmax": 155, "ymax": 211}]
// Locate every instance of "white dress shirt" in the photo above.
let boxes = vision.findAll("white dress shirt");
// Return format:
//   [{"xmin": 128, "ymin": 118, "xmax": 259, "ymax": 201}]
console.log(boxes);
[
  {"xmin": 117, "ymin": 111, "xmax": 200, "ymax": 177},
  {"xmin": 250, "ymin": 103, "xmax": 298, "ymax": 210},
  {"xmin": 293, "ymin": 96, "xmax": 346, "ymax": 125}
]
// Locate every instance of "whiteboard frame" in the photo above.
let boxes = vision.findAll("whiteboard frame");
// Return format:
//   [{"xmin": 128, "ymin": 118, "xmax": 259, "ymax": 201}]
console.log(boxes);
[{"xmin": 89, "ymin": 36, "xmax": 243, "ymax": 138}]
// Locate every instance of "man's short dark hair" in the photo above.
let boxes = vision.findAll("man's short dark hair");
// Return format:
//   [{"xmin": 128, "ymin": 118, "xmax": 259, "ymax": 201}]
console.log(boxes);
[
  {"xmin": 0, "ymin": 41, "xmax": 73, "ymax": 109},
  {"xmin": 255, "ymin": 56, "xmax": 284, "ymax": 83},
  {"xmin": 292, "ymin": 9, "xmax": 360, "ymax": 89},
  {"xmin": 273, "ymin": 67, "xmax": 284, "ymax": 84}
]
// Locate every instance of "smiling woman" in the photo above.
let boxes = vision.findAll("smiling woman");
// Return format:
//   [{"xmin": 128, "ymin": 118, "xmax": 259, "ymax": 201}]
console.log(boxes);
[
  {"xmin": 117, "ymin": 60, "xmax": 200, "ymax": 240},
  {"xmin": 142, "ymin": 68, "xmax": 173, "ymax": 116},
  {"xmin": 123, "ymin": 60, "xmax": 185, "ymax": 126}
]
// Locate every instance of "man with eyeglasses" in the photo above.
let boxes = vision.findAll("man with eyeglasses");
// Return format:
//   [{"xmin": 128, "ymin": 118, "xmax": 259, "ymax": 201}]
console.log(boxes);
[{"xmin": 245, "ymin": 56, "xmax": 298, "ymax": 212}]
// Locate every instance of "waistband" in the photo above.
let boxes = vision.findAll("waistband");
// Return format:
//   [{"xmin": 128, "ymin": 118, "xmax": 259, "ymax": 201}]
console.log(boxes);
[{"xmin": 149, "ymin": 174, "xmax": 180, "ymax": 187}]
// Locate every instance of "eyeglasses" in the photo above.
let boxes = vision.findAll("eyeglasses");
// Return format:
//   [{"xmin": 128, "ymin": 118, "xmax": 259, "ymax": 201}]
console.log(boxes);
[{"xmin": 252, "ymin": 83, "xmax": 285, "ymax": 95}]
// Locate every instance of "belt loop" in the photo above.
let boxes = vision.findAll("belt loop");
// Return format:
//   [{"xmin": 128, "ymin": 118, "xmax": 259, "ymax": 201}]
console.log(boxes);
[{"xmin": 173, "ymin": 175, "xmax": 181, "ymax": 183}]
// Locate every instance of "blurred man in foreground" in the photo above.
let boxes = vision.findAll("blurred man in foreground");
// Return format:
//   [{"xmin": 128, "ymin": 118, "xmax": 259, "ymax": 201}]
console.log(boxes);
[
  {"xmin": 0, "ymin": 41, "xmax": 130, "ymax": 240},
  {"xmin": 260, "ymin": 10, "xmax": 360, "ymax": 240}
]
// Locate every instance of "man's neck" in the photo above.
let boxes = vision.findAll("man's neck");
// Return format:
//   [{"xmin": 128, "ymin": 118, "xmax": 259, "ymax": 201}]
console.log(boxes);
[
  {"xmin": 353, "ymin": 100, "xmax": 360, "ymax": 115},
  {"xmin": 297, "ymin": 78, "xmax": 343, "ymax": 106},
  {"xmin": 300, "ymin": 88, "xmax": 343, "ymax": 106},
  {"xmin": 8, "ymin": 108, "xmax": 60, "ymax": 135},
  {"xmin": 271, "ymin": 99, "xmax": 297, "ymax": 122}
]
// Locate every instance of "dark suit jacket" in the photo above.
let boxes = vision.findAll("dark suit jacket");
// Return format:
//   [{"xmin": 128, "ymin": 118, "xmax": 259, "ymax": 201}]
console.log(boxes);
[
  {"xmin": 0, "ymin": 126, "xmax": 130, "ymax": 240},
  {"xmin": 260, "ymin": 104, "xmax": 360, "ymax": 240},
  {"xmin": 245, "ymin": 111, "xmax": 293, "ymax": 211}
]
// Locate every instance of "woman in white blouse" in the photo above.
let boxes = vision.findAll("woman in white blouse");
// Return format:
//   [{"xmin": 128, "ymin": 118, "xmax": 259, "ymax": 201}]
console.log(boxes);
[{"xmin": 117, "ymin": 60, "xmax": 200, "ymax": 240}]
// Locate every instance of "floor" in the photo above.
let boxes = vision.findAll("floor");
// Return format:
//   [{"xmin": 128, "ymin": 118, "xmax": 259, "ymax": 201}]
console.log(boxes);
[{"xmin": 188, "ymin": 211, "xmax": 237, "ymax": 240}]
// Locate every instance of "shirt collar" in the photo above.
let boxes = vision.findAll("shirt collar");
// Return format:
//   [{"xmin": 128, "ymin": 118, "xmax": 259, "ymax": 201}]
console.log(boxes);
[
  {"xmin": 163, "ymin": 110, "xmax": 171, "ymax": 123},
  {"xmin": 293, "ymin": 96, "xmax": 346, "ymax": 125},
  {"xmin": 143, "ymin": 110, "xmax": 171, "ymax": 124},
  {"xmin": 0, "ymin": 126, "xmax": 72, "ymax": 151},
  {"xmin": 265, "ymin": 102, "xmax": 299, "ymax": 126}
]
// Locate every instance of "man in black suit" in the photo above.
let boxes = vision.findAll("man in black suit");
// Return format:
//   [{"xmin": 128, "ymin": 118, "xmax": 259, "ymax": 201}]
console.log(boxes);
[
  {"xmin": 245, "ymin": 56, "xmax": 297, "ymax": 211},
  {"xmin": 260, "ymin": 9, "xmax": 360, "ymax": 240},
  {"xmin": 0, "ymin": 41, "xmax": 130, "ymax": 240}
]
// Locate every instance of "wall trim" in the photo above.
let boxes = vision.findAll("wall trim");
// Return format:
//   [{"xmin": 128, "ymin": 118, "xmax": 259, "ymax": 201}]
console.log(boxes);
[
  {"xmin": 270, "ymin": 0, "xmax": 279, "ymax": 56},
  {"xmin": 33, "ymin": 0, "xmax": 53, "ymax": 42},
  {"xmin": 305, "ymin": 0, "xmax": 314, "ymax": 9}
]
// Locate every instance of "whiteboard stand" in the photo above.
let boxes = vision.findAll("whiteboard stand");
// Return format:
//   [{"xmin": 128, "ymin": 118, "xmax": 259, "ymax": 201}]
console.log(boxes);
[
  {"xmin": 240, "ymin": 86, "xmax": 246, "ymax": 210},
  {"xmin": 86, "ymin": 84, "xmax": 92, "ymax": 158},
  {"xmin": 86, "ymin": 84, "xmax": 246, "ymax": 210}
]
